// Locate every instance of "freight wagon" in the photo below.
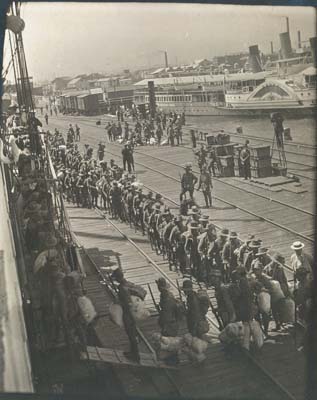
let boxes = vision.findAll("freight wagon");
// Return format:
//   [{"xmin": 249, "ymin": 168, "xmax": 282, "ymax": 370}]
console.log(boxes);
[{"xmin": 77, "ymin": 93, "xmax": 100, "ymax": 115}]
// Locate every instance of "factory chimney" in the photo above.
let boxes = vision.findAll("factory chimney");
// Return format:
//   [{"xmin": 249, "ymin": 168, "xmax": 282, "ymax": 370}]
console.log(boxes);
[
  {"xmin": 309, "ymin": 37, "xmax": 317, "ymax": 67},
  {"xmin": 164, "ymin": 51, "xmax": 169, "ymax": 68},
  {"xmin": 270, "ymin": 41, "xmax": 274, "ymax": 54},
  {"xmin": 297, "ymin": 31, "xmax": 301, "ymax": 49},
  {"xmin": 286, "ymin": 17, "xmax": 289, "ymax": 33},
  {"xmin": 279, "ymin": 31, "xmax": 292, "ymax": 59},
  {"xmin": 248, "ymin": 45, "xmax": 262, "ymax": 73}
]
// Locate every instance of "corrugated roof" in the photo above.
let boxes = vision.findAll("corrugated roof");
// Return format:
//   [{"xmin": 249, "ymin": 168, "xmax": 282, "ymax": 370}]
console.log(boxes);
[{"xmin": 134, "ymin": 71, "xmax": 269, "ymax": 87}]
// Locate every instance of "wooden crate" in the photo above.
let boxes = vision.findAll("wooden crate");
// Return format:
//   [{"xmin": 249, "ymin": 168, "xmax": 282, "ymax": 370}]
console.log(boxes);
[
  {"xmin": 218, "ymin": 155, "xmax": 234, "ymax": 167},
  {"xmin": 250, "ymin": 145, "xmax": 271, "ymax": 159},
  {"xmin": 250, "ymin": 157, "xmax": 272, "ymax": 169},
  {"xmin": 251, "ymin": 166, "xmax": 272, "ymax": 178},
  {"xmin": 216, "ymin": 133, "xmax": 230, "ymax": 145},
  {"xmin": 206, "ymin": 134, "xmax": 216, "ymax": 146}
]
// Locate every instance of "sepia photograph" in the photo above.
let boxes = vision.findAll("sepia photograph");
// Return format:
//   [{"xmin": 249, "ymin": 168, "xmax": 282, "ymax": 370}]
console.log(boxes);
[{"xmin": 0, "ymin": 1, "xmax": 316, "ymax": 399}]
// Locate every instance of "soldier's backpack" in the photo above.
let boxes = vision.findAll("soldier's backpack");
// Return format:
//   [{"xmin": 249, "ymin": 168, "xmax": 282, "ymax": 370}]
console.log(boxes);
[{"xmin": 125, "ymin": 280, "xmax": 147, "ymax": 300}]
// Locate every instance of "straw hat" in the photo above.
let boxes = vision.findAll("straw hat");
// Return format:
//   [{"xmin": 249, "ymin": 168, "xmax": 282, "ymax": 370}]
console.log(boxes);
[{"xmin": 291, "ymin": 241, "xmax": 304, "ymax": 251}]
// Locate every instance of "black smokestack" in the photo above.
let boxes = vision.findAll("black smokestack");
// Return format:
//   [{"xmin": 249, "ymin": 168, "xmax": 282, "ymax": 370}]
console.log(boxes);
[
  {"xmin": 164, "ymin": 51, "xmax": 169, "ymax": 68},
  {"xmin": 298, "ymin": 31, "xmax": 301, "ymax": 49},
  {"xmin": 148, "ymin": 81, "xmax": 156, "ymax": 118},
  {"xmin": 270, "ymin": 41, "xmax": 274, "ymax": 54},
  {"xmin": 248, "ymin": 45, "xmax": 262, "ymax": 73},
  {"xmin": 310, "ymin": 37, "xmax": 317, "ymax": 67},
  {"xmin": 279, "ymin": 32, "xmax": 292, "ymax": 59}
]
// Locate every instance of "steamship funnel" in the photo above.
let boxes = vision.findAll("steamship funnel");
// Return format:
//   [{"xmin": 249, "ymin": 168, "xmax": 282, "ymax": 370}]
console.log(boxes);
[
  {"xmin": 248, "ymin": 45, "xmax": 262, "ymax": 73},
  {"xmin": 309, "ymin": 37, "xmax": 317, "ymax": 67},
  {"xmin": 279, "ymin": 32, "xmax": 292, "ymax": 59}
]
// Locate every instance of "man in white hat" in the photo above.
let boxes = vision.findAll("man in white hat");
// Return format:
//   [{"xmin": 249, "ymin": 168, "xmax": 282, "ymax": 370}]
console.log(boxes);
[{"xmin": 290, "ymin": 241, "xmax": 313, "ymax": 280}]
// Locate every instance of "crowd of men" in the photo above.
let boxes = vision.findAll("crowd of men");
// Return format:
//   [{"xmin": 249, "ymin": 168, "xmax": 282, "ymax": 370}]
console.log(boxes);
[
  {"xmin": 48, "ymin": 121, "xmax": 313, "ymax": 362},
  {"xmin": 104, "ymin": 110, "xmax": 185, "ymax": 147}
]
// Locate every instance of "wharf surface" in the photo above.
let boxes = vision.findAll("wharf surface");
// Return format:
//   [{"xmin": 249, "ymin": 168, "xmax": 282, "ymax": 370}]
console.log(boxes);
[
  {"xmin": 66, "ymin": 203, "xmax": 306, "ymax": 400},
  {"xmin": 46, "ymin": 115, "xmax": 315, "ymax": 277}
]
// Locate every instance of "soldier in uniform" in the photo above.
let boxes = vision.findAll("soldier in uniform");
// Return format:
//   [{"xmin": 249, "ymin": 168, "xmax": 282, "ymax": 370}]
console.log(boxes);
[
  {"xmin": 198, "ymin": 215, "xmax": 210, "ymax": 234},
  {"xmin": 75, "ymin": 173, "xmax": 84, "ymax": 207},
  {"xmin": 215, "ymin": 228, "xmax": 229, "ymax": 255},
  {"xmin": 110, "ymin": 181, "xmax": 122, "ymax": 220},
  {"xmin": 184, "ymin": 222, "xmax": 201, "ymax": 278},
  {"xmin": 182, "ymin": 280, "xmax": 205, "ymax": 339},
  {"xmin": 97, "ymin": 142, "xmax": 106, "ymax": 161},
  {"xmin": 243, "ymin": 239, "xmax": 261, "ymax": 272},
  {"xmin": 222, "ymin": 232, "xmax": 241, "ymax": 282},
  {"xmin": 197, "ymin": 164, "xmax": 213, "ymax": 208},
  {"xmin": 169, "ymin": 215, "xmax": 187, "ymax": 274},
  {"xmin": 111, "ymin": 269, "xmax": 140, "ymax": 363},
  {"xmin": 156, "ymin": 277, "xmax": 182, "ymax": 337},
  {"xmin": 186, "ymin": 205, "xmax": 201, "ymax": 227},
  {"xmin": 198, "ymin": 223, "xmax": 220, "ymax": 283},
  {"xmin": 180, "ymin": 163, "xmax": 198, "ymax": 202},
  {"xmin": 240, "ymin": 140, "xmax": 251, "ymax": 180}
]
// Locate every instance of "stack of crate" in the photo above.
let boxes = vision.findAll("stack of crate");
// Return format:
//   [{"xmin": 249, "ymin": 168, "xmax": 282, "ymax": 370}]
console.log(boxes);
[
  {"xmin": 233, "ymin": 145, "xmax": 244, "ymax": 177},
  {"xmin": 249, "ymin": 145, "xmax": 272, "ymax": 178}
]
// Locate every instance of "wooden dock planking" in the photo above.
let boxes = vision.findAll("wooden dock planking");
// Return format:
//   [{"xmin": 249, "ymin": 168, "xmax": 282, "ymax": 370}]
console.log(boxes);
[{"xmin": 46, "ymin": 116, "xmax": 311, "ymax": 399}]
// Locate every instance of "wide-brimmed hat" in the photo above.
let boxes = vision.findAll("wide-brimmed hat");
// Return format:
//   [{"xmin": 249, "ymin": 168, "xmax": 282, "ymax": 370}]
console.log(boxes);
[
  {"xmin": 182, "ymin": 280, "xmax": 193, "ymax": 290},
  {"xmin": 271, "ymin": 253, "xmax": 285, "ymax": 265},
  {"xmin": 229, "ymin": 231, "xmax": 238, "ymax": 239},
  {"xmin": 184, "ymin": 162, "xmax": 192, "ymax": 170},
  {"xmin": 188, "ymin": 205, "xmax": 199, "ymax": 215},
  {"xmin": 249, "ymin": 239, "xmax": 261, "ymax": 249},
  {"xmin": 199, "ymin": 215, "xmax": 209, "ymax": 222},
  {"xmin": 291, "ymin": 241, "xmax": 304, "ymax": 251},
  {"xmin": 246, "ymin": 234, "xmax": 255, "ymax": 243},
  {"xmin": 189, "ymin": 222, "xmax": 200, "ymax": 230},
  {"xmin": 220, "ymin": 228, "xmax": 229, "ymax": 237},
  {"xmin": 156, "ymin": 277, "xmax": 170, "ymax": 290},
  {"xmin": 255, "ymin": 247, "xmax": 268, "ymax": 256}
]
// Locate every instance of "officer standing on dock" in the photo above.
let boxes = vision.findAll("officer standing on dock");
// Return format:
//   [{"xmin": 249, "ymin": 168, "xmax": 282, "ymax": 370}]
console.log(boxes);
[
  {"xmin": 111, "ymin": 268, "xmax": 140, "ymax": 363},
  {"xmin": 197, "ymin": 165, "xmax": 213, "ymax": 208},
  {"xmin": 240, "ymin": 140, "xmax": 251, "ymax": 180},
  {"xmin": 180, "ymin": 163, "xmax": 198, "ymax": 202}
]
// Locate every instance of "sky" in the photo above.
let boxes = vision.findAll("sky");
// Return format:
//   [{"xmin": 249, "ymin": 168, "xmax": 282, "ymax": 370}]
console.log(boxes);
[{"xmin": 3, "ymin": 2, "xmax": 317, "ymax": 82}]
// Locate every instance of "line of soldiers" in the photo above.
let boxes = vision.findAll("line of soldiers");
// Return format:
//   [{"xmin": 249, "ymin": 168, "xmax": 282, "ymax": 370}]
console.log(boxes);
[{"xmin": 50, "ymin": 125, "xmax": 313, "ymax": 349}]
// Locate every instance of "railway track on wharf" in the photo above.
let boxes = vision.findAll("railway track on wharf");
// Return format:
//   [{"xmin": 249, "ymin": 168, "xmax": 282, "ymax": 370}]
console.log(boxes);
[
  {"xmin": 51, "ymin": 115, "xmax": 316, "ymax": 181},
  {"xmin": 66, "ymin": 203, "xmax": 305, "ymax": 400},
  {"xmin": 103, "ymin": 147, "xmax": 314, "ymax": 253},
  {"xmin": 46, "ymin": 116, "xmax": 315, "ymax": 259},
  {"xmin": 46, "ymin": 116, "xmax": 315, "ymax": 219}
]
